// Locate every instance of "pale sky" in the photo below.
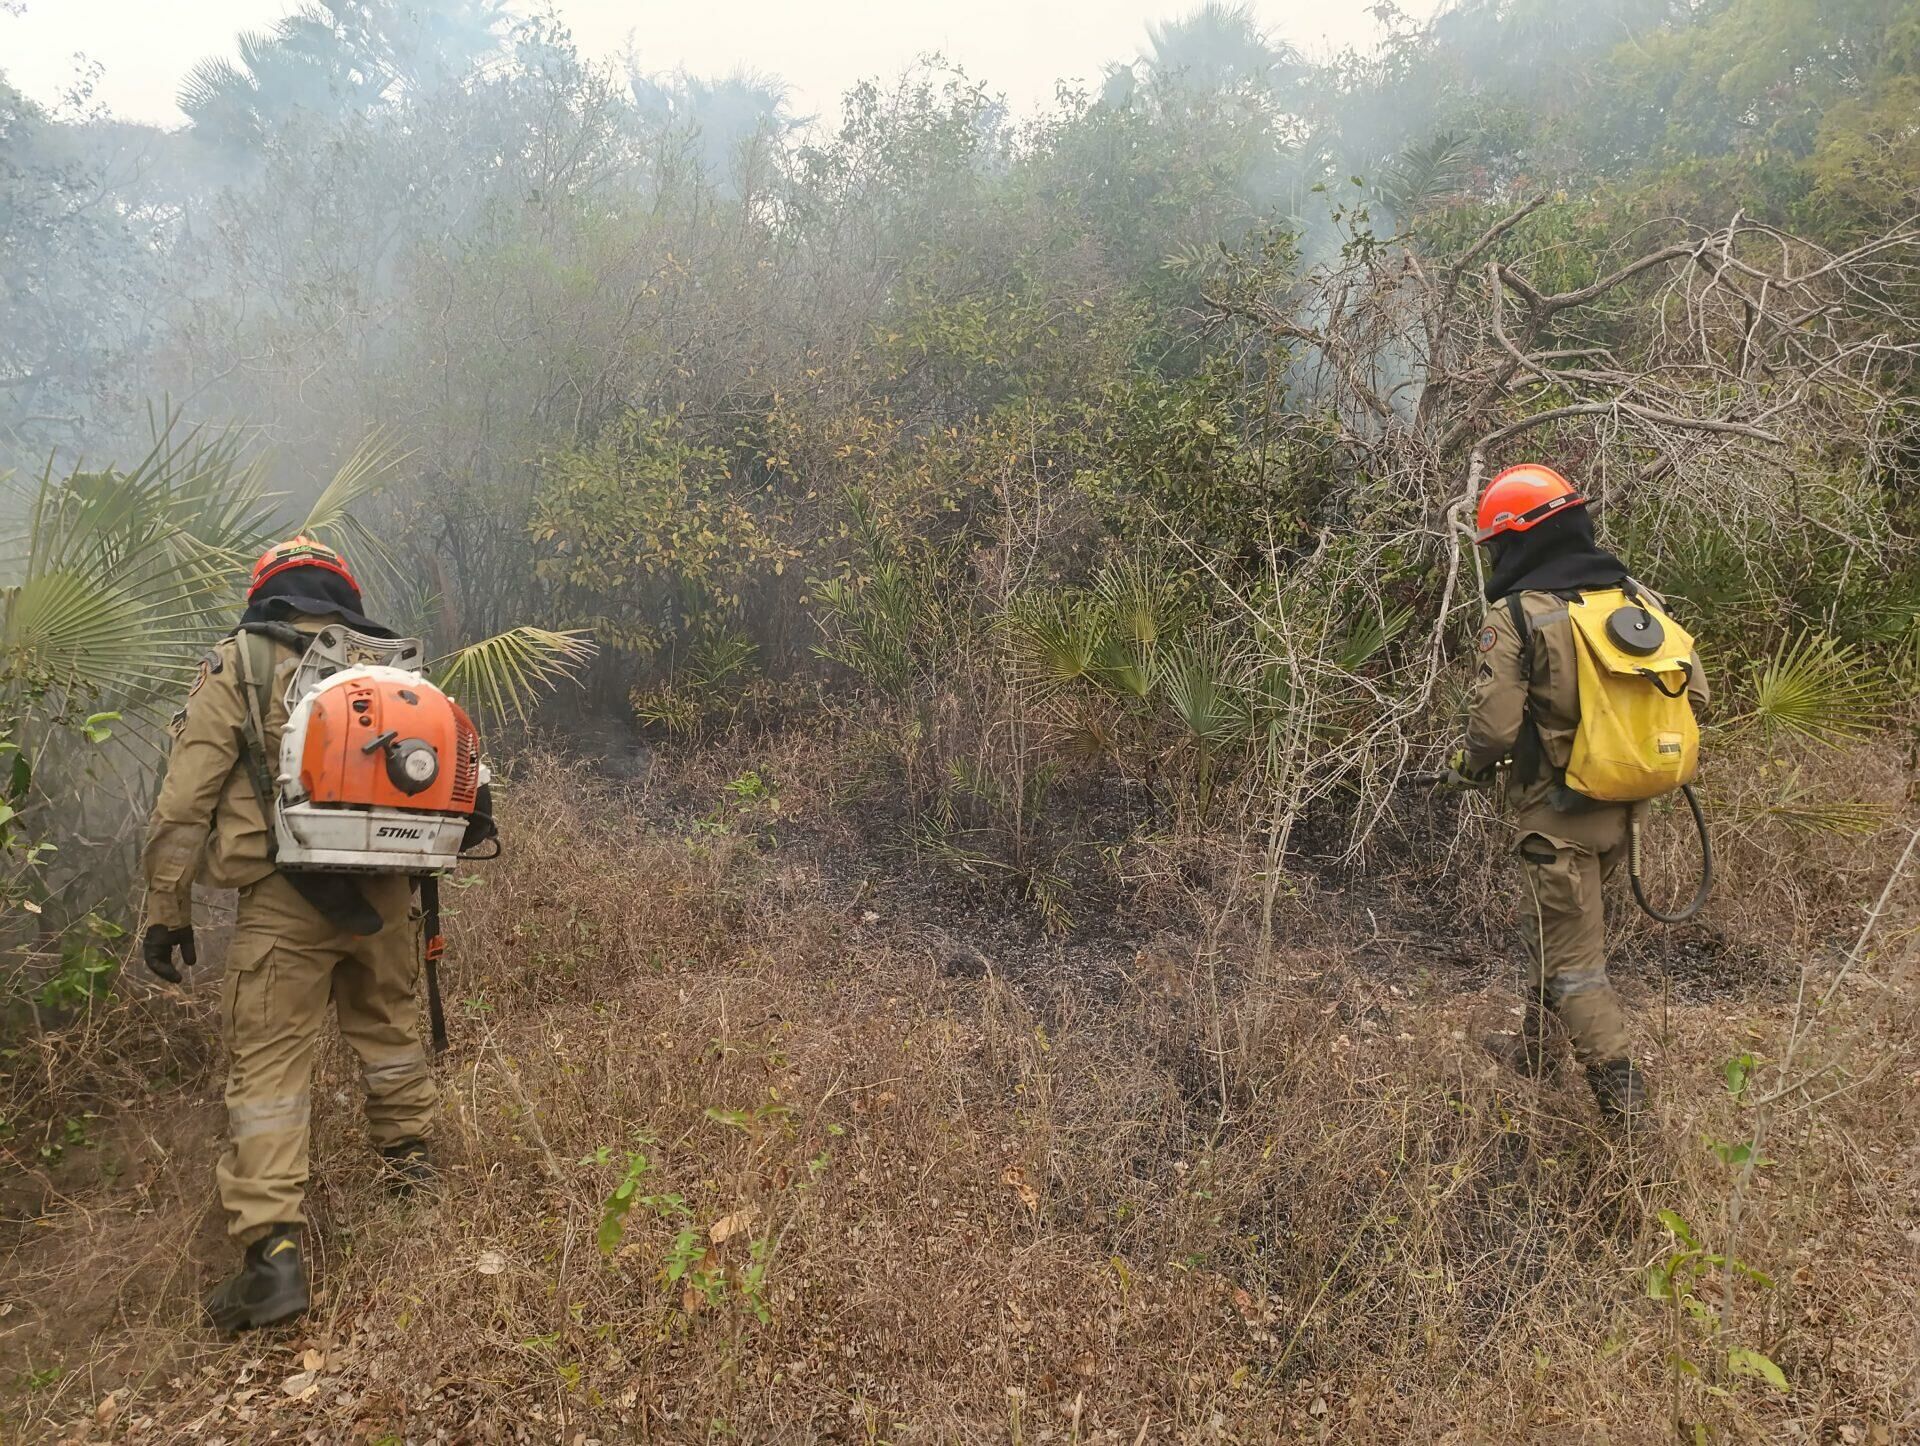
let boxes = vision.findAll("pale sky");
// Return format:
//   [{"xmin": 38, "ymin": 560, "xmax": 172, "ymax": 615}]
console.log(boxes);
[{"xmin": 3, "ymin": 0, "xmax": 1441, "ymax": 128}]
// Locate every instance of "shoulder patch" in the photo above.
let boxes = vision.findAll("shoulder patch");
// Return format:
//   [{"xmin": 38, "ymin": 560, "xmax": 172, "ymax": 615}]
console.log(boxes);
[
  {"xmin": 1477, "ymin": 625, "xmax": 1499, "ymax": 652},
  {"xmin": 187, "ymin": 659, "xmax": 211, "ymax": 697}
]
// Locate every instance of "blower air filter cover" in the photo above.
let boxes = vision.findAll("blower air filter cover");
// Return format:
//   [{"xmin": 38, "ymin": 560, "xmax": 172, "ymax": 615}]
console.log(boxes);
[{"xmin": 388, "ymin": 738, "xmax": 439, "ymax": 794}]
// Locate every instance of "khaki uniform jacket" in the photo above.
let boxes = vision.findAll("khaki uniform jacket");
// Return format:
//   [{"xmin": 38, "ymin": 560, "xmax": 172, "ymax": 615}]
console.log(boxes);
[
  {"xmin": 142, "ymin": 616, "xmax": 336, "ymax": 929},
  {"xmin": 1465, "ymin": 588, "xmax": 1709, "ymax": 782}
]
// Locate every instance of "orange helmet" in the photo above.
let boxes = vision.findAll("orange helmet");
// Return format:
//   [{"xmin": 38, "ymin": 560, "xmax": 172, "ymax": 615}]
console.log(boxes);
[
  {"xmin": 1473, "ymin": 464, "xmax": 1586, "ymax": 544},
  {"xmin": 248, "ymin": 536, "xmax": 359, "ymax": 598}
]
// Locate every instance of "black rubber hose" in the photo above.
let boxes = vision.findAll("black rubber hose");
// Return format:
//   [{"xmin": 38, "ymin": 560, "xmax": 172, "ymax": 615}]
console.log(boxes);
[{"xmin": 1629, "ymin": 782, "xmax": 1714, "ymax": 923}]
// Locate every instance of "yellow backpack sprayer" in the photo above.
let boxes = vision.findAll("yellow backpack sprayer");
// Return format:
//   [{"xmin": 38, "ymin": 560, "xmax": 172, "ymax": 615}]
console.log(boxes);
[
  {"xmin": 1559, "ymin": 585, "xmax": 1713, "ymax": 922},
  {"xmin": 1419, "ymin": 582, "xmax": 1713, "ymax": 923}
]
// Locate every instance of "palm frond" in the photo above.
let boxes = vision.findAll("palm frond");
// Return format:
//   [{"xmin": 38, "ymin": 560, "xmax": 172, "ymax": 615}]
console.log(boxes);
[
  {"xmin": 1003, "ymin": 593, "xmax": 1103, "ymax": 690},
  {"xmin": 1059, "ymin": 707, "xmax": 1119, "ymax": 760},
  {"xmin": 1024, "ymin": 867, "xmax": 1075, "ymax": 934},
  {"xmin": 1335, "ymin": 601, "xmax": 1414, "ymax": 671},
  {"xmin": 301, "ymin": 430, "xmax": 412, "ymax": 591},
  {"xmin": 3, "ymin": 569, "xmax": 165, "ymax": 699},
  {"xmin": 0, "ymin": 418, "xmax": 280, "ymax": 720},
  {"xmin": 10, "ymin": 420, "xmax": 272, "ymax": 587},
  {"xmin": 114, "ymin": 423, "xmax": 276, "ymax": 614},
  {"xmin": 150, "ymin": 433, "xmax": 280, "ymax": 564},
  {"xmin": 1733, "ymin": 764, "xmax": 1891, "ymax": 837},
  {"xmin": 1093, "ymin": 555, "xmax": 1184, "ymax": 648},
  {"xmin": 630, "ymin": 687, "xmax": 702, "ymax": 737},
  {"xmin": 433, "ymin": 626, "xmax": 597, "ymax": 723},
  {"xmin": 1094, "ymin": 636, "xmax": 1157, "ymax": 700},
  {"xmin": 1759, "ymin": 797, "xmax": 1891, "ymax": 836},
  {"xmin": 1744, "ymin": 633, "xmax": 1892, "ymax": 747},
  {"xmin": 301, "ymin": 430, "xmax": 408, "ymax": 537},
  {"xmin": 1159, "ymin": 639, "xmax": 1244, "ymax": 743},
  {"xmin": 682, "ymin": 631, "xmax": 759, "ymax": 687},
  {"xmin": 178, "ymin": 55, "xmax": 257, "ymax": 120},
  {"xmin": 1248, "ymin": 658, "xmax": 1296, "ymax": 734},
  {"xmin": 1376, "ymin": 133, "xmax": 1473, "ymax": 217}
]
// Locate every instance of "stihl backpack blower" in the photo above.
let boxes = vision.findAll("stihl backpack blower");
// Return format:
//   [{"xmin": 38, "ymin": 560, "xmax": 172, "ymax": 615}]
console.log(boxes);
[{"xmin": 235, "ymin": 622, "xmax": 497, "ymax": 1051}]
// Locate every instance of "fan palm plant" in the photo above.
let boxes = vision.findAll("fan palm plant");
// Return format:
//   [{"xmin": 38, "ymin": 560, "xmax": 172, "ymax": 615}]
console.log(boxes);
[
  {"xmin": 3, "ymin": 414, "xmax": 597, "ymax": 754},
  {"xmin": 179, "ymin": 16, "xmax": 387, "ymax": 153},
  {"xmin": 1735, "ymin": 633, "xmax": 1892, "ymax": 747},
  {"xmin": 1156, "ymin": 635, "xmax": 1247, "ymax": 815},
  {"xmin": 1090, "ymin": 554, "xmax": 1187, "ymax": 700},
  {"xmin": 1370, "ymin": 134, "xmax": 1473, "ymax": 223},
  {"xmin": 1709, "ymin": 631, "xmax": 1903, "ymax": 844},
  {"xmin": 1004, "ymin": 556, "xmax": 1192, "ymax": 704},
  {"xmin": 0, "ymin": 424, "xmax": 277, "ymax": 718},
  {"xmin": 1333, "ymin": 600, "xmax": 1414, "ymax": 673},
  {"xmin": 1143, "ymin": 2, "xmax": 1299, "ymax": 100},
  {"xmin": 178, "ymin": 0, "xmax": 509, "ymax": 152}
]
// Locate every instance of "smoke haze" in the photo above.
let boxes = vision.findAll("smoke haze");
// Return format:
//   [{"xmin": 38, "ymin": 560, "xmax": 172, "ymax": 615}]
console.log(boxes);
[{"xmin": 6, "ymin": 0, "xmax": 1444, "ymax": 128}]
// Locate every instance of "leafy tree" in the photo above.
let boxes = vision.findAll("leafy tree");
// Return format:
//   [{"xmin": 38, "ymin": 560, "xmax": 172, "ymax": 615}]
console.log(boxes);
[{"xmin": 530, "ymin": 412, "xmax": 795, "ymax": 666}]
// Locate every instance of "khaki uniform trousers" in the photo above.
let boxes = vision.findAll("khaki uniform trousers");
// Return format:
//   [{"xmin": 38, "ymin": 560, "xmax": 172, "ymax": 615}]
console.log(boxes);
[
  {"xmin": 218, "ymin": 871, "xmax": 437, "ymax": 1241},
  {"xmin": 1510, "ymin": 781, "xmax": 1634, "ymax": 1067}
]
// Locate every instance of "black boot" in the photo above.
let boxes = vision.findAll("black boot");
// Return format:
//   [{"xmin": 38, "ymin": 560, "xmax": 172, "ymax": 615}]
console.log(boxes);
[
  {"xmin": 378, "ymin": 1138, "xmax": 437, "ymax": 1195},
  {"xmin": 204, "ymin": 1224, "xmax": 309, "ymax": 1333},
  {"xmin": 1589, "ymin": 1058, "xmax": 1652, "ymax": 1128}
]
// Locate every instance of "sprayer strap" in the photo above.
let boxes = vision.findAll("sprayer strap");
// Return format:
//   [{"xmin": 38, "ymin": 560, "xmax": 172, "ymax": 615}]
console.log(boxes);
[
  {"xmin": 1505, "ymin": 594, "xmax": 1531, "ymax": 662},
  {"xmin": 1506, "ymin": 594, "xmax": 1548, "ymax": 788}
]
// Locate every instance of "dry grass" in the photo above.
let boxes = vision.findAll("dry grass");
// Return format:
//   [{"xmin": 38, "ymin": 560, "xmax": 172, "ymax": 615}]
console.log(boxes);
[{"xmin": 2, "ymin": 748, "xmax": 1916, "ymax": 1443}]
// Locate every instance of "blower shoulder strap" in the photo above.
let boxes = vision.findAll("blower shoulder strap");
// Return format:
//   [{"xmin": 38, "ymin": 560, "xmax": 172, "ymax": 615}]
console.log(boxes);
[
  {"xmin": 231, "ymin": 623, "xmax": 385, "ymax": 934},
  {"xmin": 231, "ymin": 623, "xmax": 310, "ymax": 852},
  {"xmin": 235, "ymin": 619, "xmax": 308, "ymax": 648}
]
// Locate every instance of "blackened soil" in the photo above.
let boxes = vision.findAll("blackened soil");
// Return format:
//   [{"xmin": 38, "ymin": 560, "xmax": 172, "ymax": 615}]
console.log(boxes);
[{"xmin": 576, "ymin": 726, "xmax": 1796, "ymax": 1011}]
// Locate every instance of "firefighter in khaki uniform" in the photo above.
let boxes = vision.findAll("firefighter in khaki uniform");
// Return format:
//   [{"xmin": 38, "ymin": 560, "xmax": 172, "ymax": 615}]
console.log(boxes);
[
  {"xmin": 142, "ymin": 538, "xmax": 437, "ymax": 1332},
  {"xmin": 1441, "ymin": 466, "xmax": 1707, "ymax": 1126}
]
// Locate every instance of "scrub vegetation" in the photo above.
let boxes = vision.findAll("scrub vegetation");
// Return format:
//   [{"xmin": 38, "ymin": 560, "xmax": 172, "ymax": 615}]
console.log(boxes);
[{"xmin": 2, "ymin": 0, "xmax": 1919, "ymax": 1439}]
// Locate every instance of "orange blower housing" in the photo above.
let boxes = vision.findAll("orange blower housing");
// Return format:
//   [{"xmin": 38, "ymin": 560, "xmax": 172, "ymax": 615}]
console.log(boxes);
[{"xmin": 275, "ymin": 664, "xmax": 483, "ymax": 873}]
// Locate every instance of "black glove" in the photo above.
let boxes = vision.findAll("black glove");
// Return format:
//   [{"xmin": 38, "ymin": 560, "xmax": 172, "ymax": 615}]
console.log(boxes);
[{"xmin": 142, "ymin": 924, "xmax": 197, "ymax": 983}]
